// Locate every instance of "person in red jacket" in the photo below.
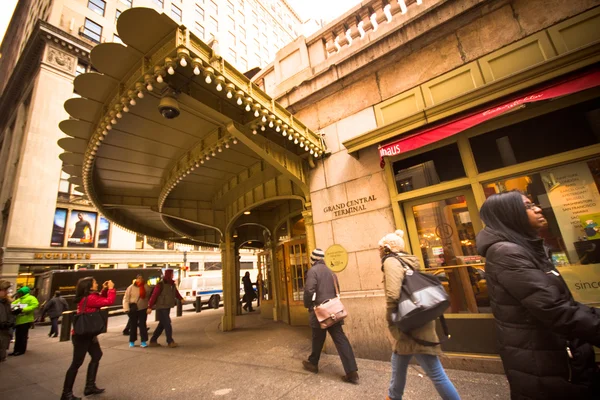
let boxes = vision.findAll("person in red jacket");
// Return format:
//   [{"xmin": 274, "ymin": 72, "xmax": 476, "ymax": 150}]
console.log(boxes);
[{"xmin": 61, "ymin": 277, "xmax": 115, "ymax": 400}]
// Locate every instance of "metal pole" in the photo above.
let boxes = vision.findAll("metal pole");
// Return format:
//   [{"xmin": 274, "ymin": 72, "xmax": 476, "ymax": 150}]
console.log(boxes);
[
  {"xmin": 176, "ymin": 298, "xmax": 183, "ymax": 317},
  {"xmin": 195, "ymin": 296, "xmax": 202, "ymax": 313}
]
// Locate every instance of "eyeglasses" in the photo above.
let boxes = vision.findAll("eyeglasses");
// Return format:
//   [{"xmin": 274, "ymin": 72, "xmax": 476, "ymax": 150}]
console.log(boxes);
[{"xmin": 524, "ymin": 203, "xmax": 541, "ymax": 210}]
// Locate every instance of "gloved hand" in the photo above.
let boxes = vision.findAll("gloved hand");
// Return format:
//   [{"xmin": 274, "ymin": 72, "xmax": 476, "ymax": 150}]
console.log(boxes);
[{"xmin": 11, "ymin": 308, "xmax": 22, "ymax": 316}]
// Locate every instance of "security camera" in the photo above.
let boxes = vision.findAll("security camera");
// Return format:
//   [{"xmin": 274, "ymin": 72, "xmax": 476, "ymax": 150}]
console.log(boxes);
[{"xmin": 158, "ymin": 95, "xmax": 180, "ymax": 119}]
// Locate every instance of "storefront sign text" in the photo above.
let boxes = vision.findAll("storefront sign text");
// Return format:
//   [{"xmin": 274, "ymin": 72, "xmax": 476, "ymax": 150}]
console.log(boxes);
[
  {"xmin": 323, "ymin": 195, "xmax": 377, "ymax": 217},
  {"xmin": 34, "ymin": 253, "xmax": 91, "ymax": 260}
]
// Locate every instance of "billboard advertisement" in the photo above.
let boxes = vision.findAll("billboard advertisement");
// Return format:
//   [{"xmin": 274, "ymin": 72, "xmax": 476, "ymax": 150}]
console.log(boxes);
[
  {"xmin": 50, "ymin": 208, "xmax": 67, "ymax": 247},
  {"xmin": 67, "ymin": 210, "xmax": 97, "ymax": 248},
  {"xmin": 98, "ymin": 216, "xmax": 110, "ymax": 248}
]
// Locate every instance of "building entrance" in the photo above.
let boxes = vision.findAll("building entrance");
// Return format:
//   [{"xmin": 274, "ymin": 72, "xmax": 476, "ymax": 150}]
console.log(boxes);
[{"xmin": 275, "ymin": 238, "xmax": 309, "ymax": 326}]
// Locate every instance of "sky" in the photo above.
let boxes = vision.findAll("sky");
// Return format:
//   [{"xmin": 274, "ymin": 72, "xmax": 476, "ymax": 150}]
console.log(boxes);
[
  {"xmin": 0, "ymin": 0, "xmax": 18, "ymax": 48},
  {"xmin": 286, "ymin": 0, "xmax": 362, "ymax": 23}
]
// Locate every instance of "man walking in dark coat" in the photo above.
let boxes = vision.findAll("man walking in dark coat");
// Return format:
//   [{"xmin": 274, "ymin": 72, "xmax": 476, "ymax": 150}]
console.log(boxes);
[
  {"xmin": 302, "ymin": 248, "xmax": 359, "ymax": 384},
  {"xmin": 42, "ymin": 291, "xmax": 69, "ymax": 338}
]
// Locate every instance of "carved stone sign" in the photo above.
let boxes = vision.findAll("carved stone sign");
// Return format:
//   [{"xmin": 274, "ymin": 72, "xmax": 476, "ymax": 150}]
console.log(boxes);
[
  {"xmin": 46, "ymin": 46, "xmax": 75, "ymax": 72},
  {"xmin": 323, "ymin": 195, "xmax": 377, "ymax": 218},
  {"xmin": 34, "ymin": 253, "xmax": 91, "ymax": 260}
]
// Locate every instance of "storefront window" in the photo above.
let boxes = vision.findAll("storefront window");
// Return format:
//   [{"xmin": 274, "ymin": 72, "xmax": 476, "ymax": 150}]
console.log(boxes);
[
  {"xmin": 392, "ymin": 143, "xmax": 466, "ymax": 194},
  {"xmin": 483, "ymin": 157, "xmax": 600, "ymax": 306},
  {"xmin": 470, "ymin": 99, "xmax": 600, "ymax": 173}
]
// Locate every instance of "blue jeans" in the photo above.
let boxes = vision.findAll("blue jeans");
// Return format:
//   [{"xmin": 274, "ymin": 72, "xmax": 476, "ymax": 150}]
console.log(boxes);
[{"xmin": 389, "ymin": 353, "xmax": 460, "ymax": 400}]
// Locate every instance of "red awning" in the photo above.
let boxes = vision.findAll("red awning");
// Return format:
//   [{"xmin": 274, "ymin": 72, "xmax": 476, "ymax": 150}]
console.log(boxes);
[{"xmin": 378, "ymin": 68, "xmax": 600, "ymax": 168}]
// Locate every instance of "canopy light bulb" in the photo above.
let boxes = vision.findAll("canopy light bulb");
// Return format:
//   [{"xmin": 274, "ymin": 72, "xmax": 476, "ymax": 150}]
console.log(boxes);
[
  {"xmin": 288, "ymin": 135, "xmax": 293, "ymax": 141},
  {"xmin": 226, "ymin": 91, "xmax": 233, "ymax": 99},
  {"xmin": 180, "ymin": 57, "xmax": 187, "ymax": 67},
  {"xmin": 218, "ymin": 147, "xmax": 222, "ymax": 152},
  {"xmin": 245, "ymin": 103, "xmax": 251, "ymax": 112},
  {"xmin": 167, "ymin": 66, "xmax": 175, "ymax": 75},
  {"xmin": 146, "ymin": 83, "xmax": 153, "ymax": 91},
  {"xmin": 211, "ymin": 151, "xmax": 216, "ymax": 156},
  {"xmin": 233, "ymin": 138, "xmax": 238, "ymax": 144},
  {"xmin": 305, "ymin": 145, "xmax": 309, "ymax": 151},
  {"xmin": 111, "ymin": 118, "xmax": 117, "ymax": 125},
  {"xmin": 137, "ymin": 91, "xmax": 144, "ymax": 99},
  {"xmin": 252, "ymin": 129, "xmax": 257, "ymax": 135},
  {"xmin": 294, "ymin": 138, "xmax": 298, "ymax": 144},
  {"xmin": 116, "ymin": 112, "xmax": 122, "ymax": 118},
  {"xmin": 254, "ymin": 109, "xmax": 260, "ymax": 117},
  {"xmin": 102, "ymin": 129, "xmax": 108, "ymax": 135},
  {"xmin": 310, "ymin": 149, "xmax": 314, "ymax": 154},
  {"xmin": 269, "ymin": 121, "xmax": 274, "ymax": 128},
  {"xmin": 193, "ymin": 65, "xmax": 200, "ymax": 75},
  {"xmin": 261, "ymin": 116, "xmax": 267, "ymax": 123},
  {"xmin": 205, "ymin": 75, "xmax": 212, "ymax": 84},
  {"xmin": 225, "ymin": 143, "xmax": 230, "ymax": 148},
  {"xmin": 206, "ymin": 155, "xmax": 210, "ymax": 160},
  {"xmin": 200, "ymin": 159, "xmax": 205, "ymax": 164},
  {"xmin": 123, "ymin": 105, "xmax": 129, "ymax": 112},
  {"xmin": 156, "ymin": 74, "xmax": 164, "ymax": 83},
  {"xmin": 260, "ymin": 125, "xmax": 266, "ymax": 131},
  {"xmin": 216, "ymin": 83, "xmax": 223, "ymax": 91},
  {"xmin": 106, "ymin": 124, "xmax": 112, "ymax": 131},
  {"xmin": 237, "ymin": 97, "xmax": 243, "ymax": 105},
  {"xmin": 275, "ymin": 125, "xmax": 280, "ymax": 132}
]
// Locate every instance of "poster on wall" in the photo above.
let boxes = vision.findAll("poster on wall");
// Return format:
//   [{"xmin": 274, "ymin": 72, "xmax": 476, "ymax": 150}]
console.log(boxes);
[
  {"xmin": 543, "ymin": 162, "xmax": 600, "ymax": 263},
  {"xmin": 98, "ymin": 216, "xmax": 110, "ymax": 248},
  {"xmin": 50, "ymin": 208, "xmax": 67, "ymax": 247},
  {"xmin": 67, "ymin": 210, "xmax": 97, "ymax": 248}
]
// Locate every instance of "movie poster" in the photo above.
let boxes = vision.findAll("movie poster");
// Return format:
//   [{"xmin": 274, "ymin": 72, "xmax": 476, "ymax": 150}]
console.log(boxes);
[
  {"xmin": 67, "ymin": 210, "xmax": 97, "ymax": 248},
  {"xmin": 98, "ymin": 216, "xmax": 110, "ymax": 248},
  {"xmin": 50, "ymin": 208, "xmax": 67, "ymax": 247}
]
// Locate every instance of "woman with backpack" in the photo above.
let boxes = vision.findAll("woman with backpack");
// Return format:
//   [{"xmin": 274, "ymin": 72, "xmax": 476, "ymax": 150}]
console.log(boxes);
[
  {"xmin": 476, "ymin": 191, "xmax": 600, "ymax": 399},
  {"xmin": 379, "ymin": 230, "xmax": 460, "ymax": 400},
  {"xmin": 61, "ymin": 277, "xmax": 115, "ymax": 400}
]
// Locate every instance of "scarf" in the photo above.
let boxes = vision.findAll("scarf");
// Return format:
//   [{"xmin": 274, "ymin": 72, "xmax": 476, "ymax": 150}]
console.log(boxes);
[{"xmin": 135, "ymin": 281, "xmax": 146, "ymax": 299}]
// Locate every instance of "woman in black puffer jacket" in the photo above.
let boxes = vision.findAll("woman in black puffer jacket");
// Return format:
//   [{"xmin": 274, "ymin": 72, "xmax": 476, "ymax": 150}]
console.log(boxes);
[{"xmin": 476, "ymin": 191, "xmax": 600, "ymax": 400}]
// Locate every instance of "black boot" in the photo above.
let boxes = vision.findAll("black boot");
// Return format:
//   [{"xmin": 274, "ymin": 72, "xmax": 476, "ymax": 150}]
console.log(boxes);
[
  {"xmin": 83, "ymin": 362, "xmax": 105, "ymax": 396},
  {"xmin": 62, "ymin": 369, "xmax": 81, "ymax": 400},
  {"xmin": 60, "ymin": 392, "xmax": 81, "ymax": 400}
]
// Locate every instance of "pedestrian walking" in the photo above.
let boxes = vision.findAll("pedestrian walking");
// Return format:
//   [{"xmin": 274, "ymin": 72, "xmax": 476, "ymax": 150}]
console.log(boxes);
[
  {"xmin": 41, "ymin": 290, "xmax": 69, "ymax": 338},
  {"xmin": 123, "ymin": 274, "xmax": 150, "ymax": 348},
  {"xmin": 242, "ymin": 271, "xmax": 255, "ymax": 312},
  {"xmin": 10, "ymin": 286, "xmax": 39, "ymax": 356},
  {"xmin": 302, "ymin": 248, "xmax": 359, "ymax": 384},
  {"xmin": 379, "ymin": 230, "xmax": 460, "ymax": 400},
  {"xmin": 477, "ymin": 191, "xmax": 600, "ymax": 399},
  {"xmin": 147, "ymin": 269, "xmax": 183, "ymax": 348},
  {"xmin": 61, "ymin": 277, "xmax": 116, "ymax": 400},
  {"xmin": 0, "ymin": 280, "xmax": 15, "ymax": 362}
]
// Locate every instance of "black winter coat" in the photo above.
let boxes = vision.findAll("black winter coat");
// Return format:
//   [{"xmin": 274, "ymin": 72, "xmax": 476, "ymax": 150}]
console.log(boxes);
[
  {"xmin": 477, "ymin": 228, "xmax": 600, "ymax": 400},
  {"xmin": 42, "ymin": 296, "xmax": 69, "ymax": 318},
  {"xmin": 303, "ymin": 260, "xmax": 339, "ymax": 329}
]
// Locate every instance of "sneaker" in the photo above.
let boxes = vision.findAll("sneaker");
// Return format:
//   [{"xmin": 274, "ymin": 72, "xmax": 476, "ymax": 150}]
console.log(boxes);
[
  {"xmin": 129, "ymin": 342, "xmax": 135, "ymax": 348},
  {"xmin": 167, "ymin": 342, "xmax": 178, "ymax": 348},
  {"xmin": 148, "ymin": 341, "xmax": 161, "ymax": 347},
  {"xmin": 140, "ymin": 341, "xmax": 148, "ymax": 348},
  {"xmin": 302, "ymin": 360, "xmax": 318, "ymax": 373}
]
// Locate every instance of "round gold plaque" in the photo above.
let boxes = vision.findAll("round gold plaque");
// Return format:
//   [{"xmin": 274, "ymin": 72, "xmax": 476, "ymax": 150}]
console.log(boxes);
[{"xmin": 325, "ymin": 244, "xmax": 348, "ymax": 272}]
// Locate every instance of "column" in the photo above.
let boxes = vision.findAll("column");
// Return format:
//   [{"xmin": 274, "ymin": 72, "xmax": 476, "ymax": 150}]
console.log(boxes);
[
  {"xmin": 302, "ymin": 203, "xmax": 316, "ymax": 256},
  {"xmin": 220, "ymin": 238, "xmax": 236, "ymax": 332}
]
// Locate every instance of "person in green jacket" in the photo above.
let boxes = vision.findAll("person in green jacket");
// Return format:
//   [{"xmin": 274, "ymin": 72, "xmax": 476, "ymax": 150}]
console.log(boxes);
[{"xmin": 10, "ymin": 286, "xmax": 39, "ymax": 356}]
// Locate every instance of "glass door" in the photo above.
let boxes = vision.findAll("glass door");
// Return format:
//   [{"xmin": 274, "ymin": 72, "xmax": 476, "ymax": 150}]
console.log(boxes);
[
  {"xmin": 275, "ymin": 245, "xmax": 290, "ymax": 324},
  {"xmin": 403, "ymin": 190, "xmax": 488, "ymax": 313}
]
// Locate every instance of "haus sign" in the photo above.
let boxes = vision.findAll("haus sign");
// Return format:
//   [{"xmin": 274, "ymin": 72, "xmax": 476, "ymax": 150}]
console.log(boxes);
[
  {"xmin": 34, "ymin": 253, "xmax": 91, "ymax": 260},
  {"xmin": 323, "ymin": 195, "xmax": 377, "ymax": 218}
]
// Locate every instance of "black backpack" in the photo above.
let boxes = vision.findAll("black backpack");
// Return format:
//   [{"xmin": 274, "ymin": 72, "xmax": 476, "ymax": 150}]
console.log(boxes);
[{"xmin": 384, "ymin": 254, "xmax": 450, "ymax": 347}]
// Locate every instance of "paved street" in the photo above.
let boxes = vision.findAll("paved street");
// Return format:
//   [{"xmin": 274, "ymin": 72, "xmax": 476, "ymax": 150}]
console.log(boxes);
[{"xmin": 0, "ymin": 306, "xmax": 509, "ymax": 400}]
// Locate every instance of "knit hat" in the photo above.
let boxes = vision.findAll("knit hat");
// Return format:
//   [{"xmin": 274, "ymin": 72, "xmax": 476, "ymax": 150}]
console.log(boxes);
[
  {"xmin": 0, "ymin": 280, "xmax": 11, "ymax": 291},
  {"xmin": 17, "ymin": 286, "xmax": 31, "ymax": 296},
  {"xmin": 378, "ymin": 230, "xmax": 406, "ymax": 253},
  {"xmin": 163, "ymin": 269, "xmax": 174, "ymax": 282},
  {"xmin": 310, "ymin": 248, "xmax": 325, "ymax": 264}
]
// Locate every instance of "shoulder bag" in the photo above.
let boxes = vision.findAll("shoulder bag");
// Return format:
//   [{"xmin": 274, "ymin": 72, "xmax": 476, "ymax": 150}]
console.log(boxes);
[
  {"xmin": 314, "ymin": 273, "xmax": 348, "ymax": 329},
  {"xmin": 73, "ymin": 296, "xmax": 107, "ymax": 336},
  {"xmin": 391, "ymin": 255, "xmax": 450, "ymax": 346}
]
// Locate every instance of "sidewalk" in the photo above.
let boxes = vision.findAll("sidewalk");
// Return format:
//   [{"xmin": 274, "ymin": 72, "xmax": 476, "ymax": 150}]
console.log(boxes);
[{"xmin": 0, "ymin": 309, "xmax": 509, "ymax": 399}]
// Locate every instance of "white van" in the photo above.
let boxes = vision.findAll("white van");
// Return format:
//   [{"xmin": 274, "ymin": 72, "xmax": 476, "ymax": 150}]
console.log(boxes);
[{"xmin": 179, "ymin": 275, "xmax": 223, "ymax": 310}]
